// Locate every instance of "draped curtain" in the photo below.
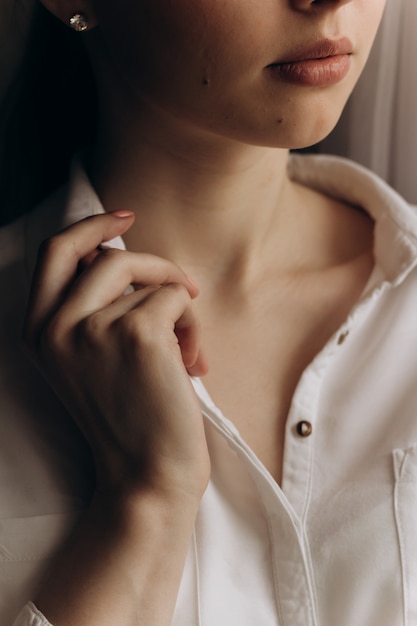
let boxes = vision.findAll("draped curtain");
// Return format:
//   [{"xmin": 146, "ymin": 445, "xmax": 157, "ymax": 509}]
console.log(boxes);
[{"xmin": 321, "ymin": 0, "xmax": 417, "ymax": 204}]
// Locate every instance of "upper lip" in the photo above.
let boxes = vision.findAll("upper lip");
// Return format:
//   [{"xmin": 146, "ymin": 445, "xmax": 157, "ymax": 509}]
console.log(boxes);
[{"xmin": 271, "ymin": 37, "xmax": 353, "ymax": 65}]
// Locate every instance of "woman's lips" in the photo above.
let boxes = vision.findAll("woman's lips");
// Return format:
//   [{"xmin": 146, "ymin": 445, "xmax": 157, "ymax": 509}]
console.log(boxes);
[{"xmin": 267, "ymin": 37, "xmax": 353, "ymax": 87}]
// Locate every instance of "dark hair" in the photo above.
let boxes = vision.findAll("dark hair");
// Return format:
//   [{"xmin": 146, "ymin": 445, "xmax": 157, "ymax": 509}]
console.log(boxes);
[{"xmin": 0, "ymin": 3, "xmax": 97, "ymax": 226}]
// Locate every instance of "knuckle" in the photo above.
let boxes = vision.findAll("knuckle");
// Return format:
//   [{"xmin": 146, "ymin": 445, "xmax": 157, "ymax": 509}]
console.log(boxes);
[
  {"xmin": 116, "ymin": 311, "xmax": 167, "ymax": 358},
  {"xmin": 22, "ymin": 318, "xmax": 71, "ymax": 373},
  {"xmin": 117, "ymin": 311, "xmax": 153, "ymax": 344},
  {"xmin": 37, "ymin": 234, "xmax": 63, "ymax": 261},
  {"xmin": 37, "ymin": 232, "xmax": 79, "ymax": 268},
  {"xmin": 75, "ymin": 313, "xmax": 107, "ymax": 346},
  {"xmin": 113, "ymin": 283, "xmax": 192, "ymax": 349}
]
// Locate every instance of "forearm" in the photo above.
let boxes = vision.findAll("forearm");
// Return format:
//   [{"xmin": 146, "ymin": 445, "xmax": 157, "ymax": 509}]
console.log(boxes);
[{"xmin": 35, "ymin": 490, "xmax": 200, "ymax": 626}]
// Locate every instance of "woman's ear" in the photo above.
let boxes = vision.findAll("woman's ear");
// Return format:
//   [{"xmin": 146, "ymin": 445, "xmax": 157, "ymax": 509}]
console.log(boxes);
[{"xmin": 39, "ymin": 0, "xmax": 98, "ymax": 31}]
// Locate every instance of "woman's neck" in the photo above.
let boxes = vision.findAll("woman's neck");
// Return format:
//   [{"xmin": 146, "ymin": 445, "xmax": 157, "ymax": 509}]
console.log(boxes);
[
  {"xmin": 90, "ymin": 107, "xmax": 301, "ymax": 285},
  {"xmin": 89, "ymin": 101, "xmax": 373, "ymax": 293}
]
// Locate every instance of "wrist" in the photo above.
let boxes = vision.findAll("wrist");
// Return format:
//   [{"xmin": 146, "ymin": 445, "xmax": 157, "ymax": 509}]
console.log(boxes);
[
  {"xmin": 35, "ymin": 475, "xmax": 202, "ymax": 626},
  {"xmin": 94, "ymin": 453, "xmax": 210, "ymax": 513},
  {"xmin": 92, "ymin": 482, "xmax": 203, "ymax": 535}
]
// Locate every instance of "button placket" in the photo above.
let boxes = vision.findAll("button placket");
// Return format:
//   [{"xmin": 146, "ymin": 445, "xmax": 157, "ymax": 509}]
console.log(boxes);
[
  {"xmin": 282, "ymin": 348, "xmax": 335, "ymax": 521},
  {"xmin": 196, "ymin": 389, "xmax": 319, "ymax": 626},
  {"xmin": 243, "ymin": 452, "xmax": 319, "ymax": 626}
]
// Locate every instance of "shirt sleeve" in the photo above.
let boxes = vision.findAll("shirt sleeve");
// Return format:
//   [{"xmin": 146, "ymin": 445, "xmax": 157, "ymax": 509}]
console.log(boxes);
[{"xmin": 12, "ymin": 603, "xmax": 53, "ymax": 626}]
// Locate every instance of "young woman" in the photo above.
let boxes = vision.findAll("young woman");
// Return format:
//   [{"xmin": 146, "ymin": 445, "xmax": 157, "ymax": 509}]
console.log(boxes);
[{"xmin": 2, "ymin": 0, "xmax": 416, "ymax": 624}]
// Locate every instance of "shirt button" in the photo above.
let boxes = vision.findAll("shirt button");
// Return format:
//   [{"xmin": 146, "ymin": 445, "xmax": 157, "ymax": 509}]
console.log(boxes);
[
  {"xmin": 337, "ymin": 330, "xmax": 350, "ymax": 345},
  {"xmin": 296, "ymin": 421, "xmax": 313, "ymax": 437}
]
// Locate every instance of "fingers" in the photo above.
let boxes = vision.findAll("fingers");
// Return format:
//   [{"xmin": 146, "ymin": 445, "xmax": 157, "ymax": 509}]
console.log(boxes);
[
  {"xmin": 23, "ymin": 212, "xmax": 208, "ymax": 376},
  {"xmin": 77, "ymin": 283, "xmax": 208, "ymax": 376},
  {"xmin": 61, "ymin": 249, "xmax": 198, "ymax": 325},
  {"xmin": 24, "ymin": 213, "xmax": 198, "ymax": 340},
  {"xmin": 174, "ymin": 300, "xmax": 209, "ymax": 376},
  {"xmin": 22, "ymin": 215, "xmax": 210, "ymax": 501},
  {"xmin": 143, "ymin": 284, "xmax": 208, "ymax": 377},
  {"xmin": 25, "ymin": 212, "xmax": 135, "ymax": 336}
]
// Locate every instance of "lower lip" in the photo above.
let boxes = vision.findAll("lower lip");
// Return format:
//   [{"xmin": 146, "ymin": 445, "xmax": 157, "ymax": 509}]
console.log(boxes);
[{"xmin": 268, "ymin": 54, "xmax": 351, "ymax": 87}]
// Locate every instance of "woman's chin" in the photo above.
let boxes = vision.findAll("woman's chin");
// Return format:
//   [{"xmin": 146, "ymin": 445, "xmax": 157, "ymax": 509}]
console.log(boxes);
[{"xmin": 265, "ymin": 113, "xmax": 344, "ymax": 151}]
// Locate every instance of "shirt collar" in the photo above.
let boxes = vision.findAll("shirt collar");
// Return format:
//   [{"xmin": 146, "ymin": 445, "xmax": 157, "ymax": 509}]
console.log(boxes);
[
  {"xmin": 288, "ymin": 154, "xmax": 417, "ymax": 285},
  {"xmin": 26, "ymin": 153, "xmax": 417, "ymax": 287},
  {"xmin": 63, "ymin": 159, "xmax": 126, "ymax": 252}
]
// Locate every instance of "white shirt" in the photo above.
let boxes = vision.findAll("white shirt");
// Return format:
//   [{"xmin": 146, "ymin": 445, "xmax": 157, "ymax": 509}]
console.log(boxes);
[{"xmin": 2, "ymin": 155, "xmax": 417, "ymax": 626}]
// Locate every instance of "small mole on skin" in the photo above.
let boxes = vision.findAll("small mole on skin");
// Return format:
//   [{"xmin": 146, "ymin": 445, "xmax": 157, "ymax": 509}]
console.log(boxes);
[
  {"xmin": 276, "ymin": 118, "xmax": 284, "ymax": 124},
  {"xmin": 202, "ymin": 78, "xmax": 210, "ymax": 86}
]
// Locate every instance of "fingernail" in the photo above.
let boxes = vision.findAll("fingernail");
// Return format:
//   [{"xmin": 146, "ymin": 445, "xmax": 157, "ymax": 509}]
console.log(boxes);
[
  {"xmin": 110, "ymin": 210, "xmax": 135, "ymax": 218},
  {"xmin": 186, "ymin": 274, "xmax": 199, "ymax": 290}
]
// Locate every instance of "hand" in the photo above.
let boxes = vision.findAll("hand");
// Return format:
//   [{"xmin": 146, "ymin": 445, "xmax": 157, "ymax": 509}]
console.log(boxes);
[{"xmin": 24, "ymin": 211, "xmax": 210, "ymax": 503}]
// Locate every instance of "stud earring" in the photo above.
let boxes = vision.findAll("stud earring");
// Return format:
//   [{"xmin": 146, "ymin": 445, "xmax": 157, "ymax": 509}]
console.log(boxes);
[{"xmin": 69, "ymin": 12, "xmax": 89, "ymax": 32}]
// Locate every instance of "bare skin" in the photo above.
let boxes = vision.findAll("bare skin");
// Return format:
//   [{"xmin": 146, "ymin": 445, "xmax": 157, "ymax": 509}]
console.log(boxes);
[
  {"xmin": 98, "ymin": 148, "xmax": 375, "ymax": 484},
  {"xmin": 196, "ymin": 194, "xmax": 374, "ymax": 484},
  {"xmin": 26, "ymin": 172, "xmax": 374, "ymax": 625},
  {"xmin": 24, "ymin": 0, "xmax": 384, "ymax": 623}
]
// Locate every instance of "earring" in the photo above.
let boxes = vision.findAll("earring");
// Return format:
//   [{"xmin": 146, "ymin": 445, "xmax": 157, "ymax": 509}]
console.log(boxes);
[{"xmin": 69, "ymin": 12, "xmax": 89, "ymax": 32}]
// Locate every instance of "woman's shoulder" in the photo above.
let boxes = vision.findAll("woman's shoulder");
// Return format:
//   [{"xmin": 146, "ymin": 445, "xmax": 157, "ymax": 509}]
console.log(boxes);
[
  {"xmin": 288, "ymin": 153, "xmax": 417, "ymax": 292},
  {"xmin": 288, "ymin": 153, "xmax": 417, "ymax": 219},
  {"xmin": 289, "ymin": 153, "xmax": 417, "ymax": 252}
]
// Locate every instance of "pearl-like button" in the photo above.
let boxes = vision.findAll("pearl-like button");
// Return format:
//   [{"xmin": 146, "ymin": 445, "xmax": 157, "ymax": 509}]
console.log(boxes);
[{"xmin": 296, "ymin": 421, "xmax": 313, "ymax": 437}]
